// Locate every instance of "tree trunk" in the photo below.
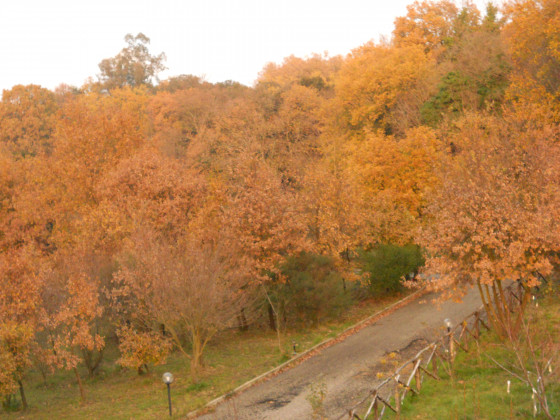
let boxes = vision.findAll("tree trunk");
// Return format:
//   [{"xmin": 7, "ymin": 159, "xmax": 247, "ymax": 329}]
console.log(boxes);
[
  {"xmin": 83, "ymin": 347, "xmax": 104, "ymax": 378},
  {"xmin": 491, "ymin": 283, "xmax": 507, "ymax": 334},
  {"xmin": 513, "ymin": 283, "xmax": 531, "ymax": 332},
  {"xmin": 268, "ymin": 302, "xmax": 276, "ymax": 331},
  {"xmin": 237, "ymin": 308, "xmax": 249, "ymax": 332},
  {"xmin": 39, "ymin": 364, "xmax": 48, "ymax": 387},
  {"xmin": 190, "ymin": 331, "xmax": 204, "ymax": 381},
  {"xmin": 73, "ymin": 367, "xmax": 86, "ymax": 402},
  {"xmin": 18, "ymin": 380, "xmax": 27, "ymax": 410},
  {"xmin": 477, "ymin": 281, "xmax": 498, "ymax": 332}
]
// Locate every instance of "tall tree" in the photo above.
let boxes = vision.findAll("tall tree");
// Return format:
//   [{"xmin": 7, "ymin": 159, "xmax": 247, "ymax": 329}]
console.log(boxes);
[
  {"xmin": 98, "ymin": 33, "xmax": 166, "ymax": 91},
  {"xmin": 0, "ymin": 247, "xmax": 42, "ymax": 409},
  {"xmin": 419, "ymin": 112, "xmax": 560, "ymax": 335},
  {"xmin": 114, "ymin": 223, "xmax": 248, "ymax": 379}
]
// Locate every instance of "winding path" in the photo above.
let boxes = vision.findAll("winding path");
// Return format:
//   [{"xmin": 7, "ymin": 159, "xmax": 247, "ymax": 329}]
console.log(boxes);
[{"xmin": 197, "ymin": 287, "xmax": 482, "ymax": 419}]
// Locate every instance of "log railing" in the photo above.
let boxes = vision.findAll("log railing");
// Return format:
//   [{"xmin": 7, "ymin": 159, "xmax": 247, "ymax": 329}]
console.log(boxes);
[{"xmin": 339, "ymin": 283, "xmax": 524, "ymax": 420}]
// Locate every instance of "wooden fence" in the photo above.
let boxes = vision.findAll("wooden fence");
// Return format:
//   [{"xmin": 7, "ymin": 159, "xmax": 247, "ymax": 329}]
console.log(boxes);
[{"xmin": 340, "ymin": 283, "xmax": 525, "ymax": 420}]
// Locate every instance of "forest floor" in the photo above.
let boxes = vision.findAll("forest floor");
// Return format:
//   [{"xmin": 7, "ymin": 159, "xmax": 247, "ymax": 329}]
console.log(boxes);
[{"xmin": 196, "ymin": 287, "xmax": 483, "ymax": 419}]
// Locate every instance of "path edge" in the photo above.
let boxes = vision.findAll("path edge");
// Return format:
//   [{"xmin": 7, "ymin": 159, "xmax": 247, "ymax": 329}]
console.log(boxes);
[{"xmin": 187, "ymin": 286, "xmax": 427, "ymax": 418}]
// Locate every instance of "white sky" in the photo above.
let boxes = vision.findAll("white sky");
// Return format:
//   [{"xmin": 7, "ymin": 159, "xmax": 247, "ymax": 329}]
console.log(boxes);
[{"xmin": 0, "ymin": 0, "xmax": 494, "ymax": 91}]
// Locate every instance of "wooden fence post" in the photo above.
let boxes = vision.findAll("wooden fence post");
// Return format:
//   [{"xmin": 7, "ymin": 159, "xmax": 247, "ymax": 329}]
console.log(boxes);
[
  {"xmin": 432, "ymin": 353, "xmax": 438, "ymax": 378},
  {"xmin": 394, "ymin": 374, "xmax": 402, "ymax": 419},
  {"xmin": 415, "ymin": 364, "xmax": 422, "ymax": 392}
]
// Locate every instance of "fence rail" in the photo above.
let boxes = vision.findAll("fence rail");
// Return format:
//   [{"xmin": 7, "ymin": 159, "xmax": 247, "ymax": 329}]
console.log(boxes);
[{"xmin": 340, "ymin": 283, "xmax": 524, "ymax": 420}]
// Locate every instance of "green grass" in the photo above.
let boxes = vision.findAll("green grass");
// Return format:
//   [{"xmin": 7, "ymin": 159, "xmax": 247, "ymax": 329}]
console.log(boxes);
[
  {"xmin": 3, "ymin": 292, "xmax": 410, "ymax": 419},
  {"xmin": 383, "ymin": 294, "xmax": 560, "ymax": 420}
]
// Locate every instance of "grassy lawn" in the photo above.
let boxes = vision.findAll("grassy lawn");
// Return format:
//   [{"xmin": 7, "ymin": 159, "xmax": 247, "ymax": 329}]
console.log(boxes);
[
  {"xmin": 383, "ymin": 293, "xmax": 560, "ymax": 420},
  {"xmin": 4, "ymin": 292, "xmax": 412, "ymax": 419}
]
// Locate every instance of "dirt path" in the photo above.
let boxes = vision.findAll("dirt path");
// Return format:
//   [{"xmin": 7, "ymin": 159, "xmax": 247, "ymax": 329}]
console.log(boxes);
[{"xmin": 197, "ymin": 287, "xmax": 482, "ymax": 420}]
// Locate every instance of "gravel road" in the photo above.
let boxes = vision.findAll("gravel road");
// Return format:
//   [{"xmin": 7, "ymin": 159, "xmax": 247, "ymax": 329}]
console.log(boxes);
[{"xmin": 197, "ymin": 287, "xmax": 482, "ymax": 420}]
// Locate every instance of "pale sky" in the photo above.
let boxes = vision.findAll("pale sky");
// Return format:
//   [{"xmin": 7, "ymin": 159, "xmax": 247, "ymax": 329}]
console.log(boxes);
[{"xmin": 0, "ymin": 0, "xmax": 494, "ymax": 92}]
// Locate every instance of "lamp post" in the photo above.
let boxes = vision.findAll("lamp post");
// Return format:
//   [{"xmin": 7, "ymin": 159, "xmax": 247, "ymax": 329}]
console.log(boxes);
[
  {"xmin": 444, "ymin": 318, "xmax": 452, "ymax": 333},
  {"xmin": 162, "ymin": 372, "xmax": 174, "ymax": 417},
  {"xmin": 444, "ymin": 318, "xmax": 454, "ymax": 363}
]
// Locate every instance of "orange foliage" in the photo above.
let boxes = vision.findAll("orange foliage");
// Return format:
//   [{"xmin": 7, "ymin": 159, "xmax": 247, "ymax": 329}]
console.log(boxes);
[
  {"xmin": 335, "ymin": 43, "xmax": 432, "ymax": 134},
  {"xmin": 420, "ymin": 112, "xmax": 560, "ymax": 299},
  {"xmin": 0, "ymin": 85, "xmax": 57, "ymax": 158},
  {"xmin": 0, "ymin": 248, "xmax": 42, "ymax": 399},
  {"xmin": 1, "ymin": 4, "xmax": 559, "ymax": 402},
  {"xmin": 503, "ymin": 0, "xmax": 560, "ymax": 122},
  {"xmin": 346, "ymin": 126, "xmax": 441, "ymax": 244}
]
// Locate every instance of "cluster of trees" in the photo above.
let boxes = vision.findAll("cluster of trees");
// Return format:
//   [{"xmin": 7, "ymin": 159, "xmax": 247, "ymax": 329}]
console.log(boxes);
[{"xmin": 1, "ymin": 0, "xmax": 559, "ymax": 407}]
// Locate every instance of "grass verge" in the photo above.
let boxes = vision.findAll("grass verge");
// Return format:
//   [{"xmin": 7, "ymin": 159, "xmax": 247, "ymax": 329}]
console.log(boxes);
[
  {"xmin": 383, "ymin": 293, "xmax": 560, "ymax": 420},
  {"xmin": 4, "ymin": 291, "xmax": 416, "ymax": 419}
]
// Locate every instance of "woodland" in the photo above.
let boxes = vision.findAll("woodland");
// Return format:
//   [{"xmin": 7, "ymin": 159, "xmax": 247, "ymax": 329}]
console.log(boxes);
[{"xmin": 1, "ymin": 0, "xmax": 560, "ymax": 414}]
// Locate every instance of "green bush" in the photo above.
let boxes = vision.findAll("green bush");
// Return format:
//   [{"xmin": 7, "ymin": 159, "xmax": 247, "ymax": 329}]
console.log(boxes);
[
  {"xmin": 359, "ymin": 244, "xmax": 424, "ymax": 295},
  {"xmin": 272, "ymin": 253, "xmax": 352, "ymax": 327}
]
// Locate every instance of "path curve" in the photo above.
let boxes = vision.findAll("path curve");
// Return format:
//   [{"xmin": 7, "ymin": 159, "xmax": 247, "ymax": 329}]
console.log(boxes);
[{"xmin": 197, "ymin": 287, "xmax": 482, "ymax": 419}]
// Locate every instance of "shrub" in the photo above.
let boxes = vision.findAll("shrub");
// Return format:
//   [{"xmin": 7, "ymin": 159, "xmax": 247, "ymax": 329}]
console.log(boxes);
[
  {"xmin": 272, "ymin": 253, "xmax": 352, "ymax": 327},
  {"xmin": 359, "ymin": 244, "xmax": 424, "ymax": 295},
  {"xmin": 116, "ymin": 326, "xmax": 171, "ymax": 374}
]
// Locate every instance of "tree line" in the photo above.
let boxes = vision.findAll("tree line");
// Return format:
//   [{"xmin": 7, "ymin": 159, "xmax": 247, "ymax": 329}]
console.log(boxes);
[{"xmin": 1, "ymin": 0, "xmax": 559, "ymax": 407}]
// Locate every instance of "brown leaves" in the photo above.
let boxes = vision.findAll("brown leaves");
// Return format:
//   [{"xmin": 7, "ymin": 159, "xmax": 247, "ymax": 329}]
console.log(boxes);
[
  {"xmin": 224, "ymin": 158, "xmax": 310, "ymax": 279},
  {"xmin": 419, "ymin": 112, "xmax": 560, "ymax": 298}
]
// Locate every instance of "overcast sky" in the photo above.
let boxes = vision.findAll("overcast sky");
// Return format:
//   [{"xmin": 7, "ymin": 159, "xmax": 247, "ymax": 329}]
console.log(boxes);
[{"xmin": 0, "ymin": 0, "xmax": 494, "ymax": 91}]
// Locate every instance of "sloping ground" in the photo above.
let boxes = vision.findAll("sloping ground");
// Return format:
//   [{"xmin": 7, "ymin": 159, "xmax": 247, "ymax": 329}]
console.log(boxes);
[{"xmin": 197, "ymin": 287, "xmax": 482, "ymax": 419}]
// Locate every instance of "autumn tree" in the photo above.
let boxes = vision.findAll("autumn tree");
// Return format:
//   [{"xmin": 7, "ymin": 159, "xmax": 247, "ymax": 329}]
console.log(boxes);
[
  {"xmin": 38, "ymin": 249, "xmax": 108, "ymax": 401},
  {"xmin": 0, "ymin": 147, "xmax": 21, "ymax": 252},
  {"xmin": 98, "ymin": 33, "xmax": 166, "ymax": 91},
  {"xmin": 149, "ymin": 85, "xmax": 226, "ymax": 158},
  {"xmin": 0, "ymin": 85, "xmax": 57, "ymax": 158},
  {"xmin": 9, "ymin": 88, "xmax": 151, "ymax": 401},
  {"xmin": 219, "ymin": 156, "xmax": 310, "ymax": 339},
  {"xmin": 392, "ymin": 0, "xmax": 464, "ymax": 55},
  {"xmin": 257, "ymin": 53, "xmax": 342, "ymax": 96},
  {"xmin": 97, "ymin": 144, "xmax": 222, "ymax": 377},
  {"xmin": 302, "ymin": 141, "xmax": 364, "ymax": 262},
  {"xmin": 114, "ymin": 326, "xmax": 171, "ymax": 375},
  {"xmin": 28, "ymin": 87, "xmax": 149, "ymax": 253},
  {"xmin": 114, "ymin": 224, "xmax": 248, "ymax": 379},
  {"xmin": 345, "ymin": 126, "xmax": 440, "ymax": 245},
  {"xmin": 334, "ymin": 43, "xmax": 433, "ymax": 135},
  {"xmin": 503, "ymin": 0, "xmax": 560, "ymax": 123},
  {"xmin": 156, "ymin": 74, "xmax": 206, "ymax": 93},
  {"xmin": 0, "ymin": 247, "xmax": 43, "ymax": 410},
  {"xmin": 92, "ymin": 145, "xmax": 206, "ymax": 247},
  {"xmin": 419, "ymin": 112, "xmax": 560, "ymax": 335}
]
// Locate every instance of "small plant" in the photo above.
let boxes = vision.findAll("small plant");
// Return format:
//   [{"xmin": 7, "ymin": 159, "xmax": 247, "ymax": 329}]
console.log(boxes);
[
  {"xmin": 306, "ymin": 380, "xmax": 327, "ymax": 419},
  {"xmin": 116, "ymin": 326, "xmax": 171, "ymax": 375},
  {"xmin": 2, "ymin": 394, "xmax": 21, "ymax": 412}
]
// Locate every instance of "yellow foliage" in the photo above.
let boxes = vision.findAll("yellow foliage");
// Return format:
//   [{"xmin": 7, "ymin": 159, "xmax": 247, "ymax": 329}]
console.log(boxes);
[{"xmin": 335, "ymin": 44, "xmax": 432, "ymax": 134}]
